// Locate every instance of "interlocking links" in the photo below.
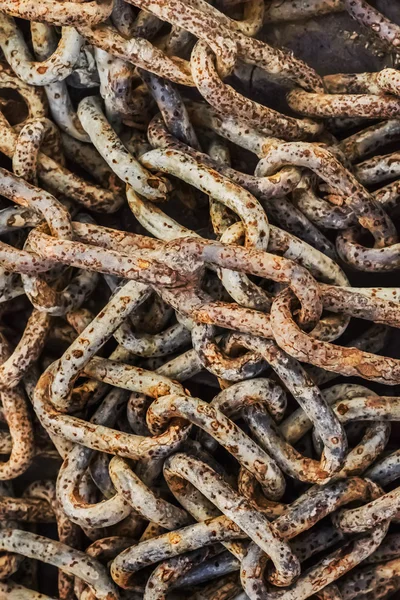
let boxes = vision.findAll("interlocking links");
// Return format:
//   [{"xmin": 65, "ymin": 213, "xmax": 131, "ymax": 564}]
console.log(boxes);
[
  {"xmin": 112, "ymin": 452, "xmax": 300, "ymax": 589},
  {"xmin": 31, "ymin": 23, "xmax": 90, "ymax": 142},
  {"xmin": 255, "ymin": 140, "xmax": 397, "ymax": 248},
  {"xmin": 148, "ymin": 114, "xmax": 301, "ymax": 199},
  {"xmin": 191, "ymin": 41, "xmax": 321, "ymax": 141},
  {"xmin": 28, "ymin": 228, "xmax": 323, "ymax": 329},
  {"xmin": 77, "ymin": 22, "xmax": 193, "ymax": 86},
  {"xmin": 0, "ymin": 4, "xmax": 399, "ymax": 599},
  {"xmin": 0, "ymin": 530, "xmax": 119, "ymax": 599},
  {"xmin": 0, "ymin": 153, "xmax": 99, "ymax": 314},
  {"xmin": 0, "ymin": 15, "xmax": 83, "ymax": 86},
  {"xmin": 216, "ymin": 335, "xmax": 347, "ymax": 477},
  {"xmin": 270, "ymin": 288, "xmax": 400, "ymax": 385},
  {"xmin": 0, "ymin": 113, "xmax": 123, "ymax": 213},
  {"xmin": 147, "ymin": 392, "xmax": 286, "ymax": 499},
  {"xmin": 56, "ymin": 387, "xmax": 133, "ymax": 528},
  {"xmin": 241, "ymin": 519, "xmax": 388, "ymax": 600},
  {"xmin": 35, "ymin": 361, "xmax": 191, "ymax": 461},
  {"xmin": 129, "ymin": 0, "xmax": 324, "ymax": 91}
]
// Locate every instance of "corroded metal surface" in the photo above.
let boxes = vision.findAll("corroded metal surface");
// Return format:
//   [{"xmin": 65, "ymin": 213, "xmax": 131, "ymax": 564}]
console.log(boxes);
[{"xmin": 0, "ymin": 2, "xmax": 399, "ymax": 599}]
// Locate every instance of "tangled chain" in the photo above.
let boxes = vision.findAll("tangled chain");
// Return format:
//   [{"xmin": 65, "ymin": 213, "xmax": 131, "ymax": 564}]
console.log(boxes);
[{"xmin": 0, "ymin": 1, "xmax": 400, "ymax": 599}]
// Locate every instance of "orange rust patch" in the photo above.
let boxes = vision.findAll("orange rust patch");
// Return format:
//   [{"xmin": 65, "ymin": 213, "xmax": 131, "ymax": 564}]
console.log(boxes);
[{"xmin": 138, "ymin": 259, "xmax": 150, "ymax": 269}]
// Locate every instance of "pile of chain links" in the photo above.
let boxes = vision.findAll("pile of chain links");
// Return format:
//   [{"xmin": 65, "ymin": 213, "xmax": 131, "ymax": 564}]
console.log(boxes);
[{"xmin": 1, "ymin": 0, "xmax": 400, "ymax": 598}]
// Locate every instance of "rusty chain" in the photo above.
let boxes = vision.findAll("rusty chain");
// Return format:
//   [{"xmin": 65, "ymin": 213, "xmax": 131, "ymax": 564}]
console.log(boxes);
[{"xmin": 0, "ymin": 2, "xmax": 399, "ymax": 600}]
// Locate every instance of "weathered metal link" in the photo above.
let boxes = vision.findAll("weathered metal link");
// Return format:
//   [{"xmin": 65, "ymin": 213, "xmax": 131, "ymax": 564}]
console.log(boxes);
[
  {"xmin": 0, "ymin": 0, "xmax": 114, "ymax": 26},
  {"xmin": 316, "ymin": 393, "xmax": 391, "ymax": 478},
  {"xmin": 144, "ymin": 549, "xmax": 212, "ymax": 600},
  {"xmin": 366, "ymin": 449, "xmax": 400, "ymax": 487},
  {"xmin": 0, "ymin": 493, "xmax": 54, "ymax": 523},
  {"xmin": 192, "ymin": 41, "xmax": 321, "ymax": 141},
  {"xmin": 27, "ymin": 229, "xmax": 192, "ymax": 287},
  {"xmin": 60, "ymin": 134, "xmax": 122, "ymax": 191},
  {"xmin": 78, "ymin": 218, "xmax": 342, "ymax": 333},
  {"xmin": 292, "ymin": 175, "xmax": 356, "ymax": 231},
  {"xmin": 126, "ymin": 179, "xmax": 326, "ymax": 316},
  {"xmin": 264, "ymin": 0, "xmax": 344, "ymax": 22},
  {"xmin": 271, "ymin": 288, "xmax": 400, "ymax": 385},
  {"xmin": 186, "ymin": 100, "xmax": 288, "ymax": 157},
  {"xmin": 0, "ymin": 339, "xmax": 34, "ymax": 480},
  {"xmin": 126, "ymin": 175, "xmax": 343, "ymax": 286},
  {"xmin": 180, "ymin": 0, "xmax": 264, "ymax": 38},
  {"xmin": 0, "ymin": 64, "xmax": 47, "ymax": 122},
  {"xmin": 0, "ymin": 483, "xmax": 24, "ymax": 582},
  {"xmin": 336, "ymin": 227, "xmax": 400, "ymax": 272},
  {"xmin": 13, "ymin": 117, "xmax": 65, "ymax": 186},
  {"xmin": 343, "ymin": 0, "xmax": 400, "ymax": 50},
  {"xmin": 334, "ymin": 556, "xmax": 400, "ymax": 599},
  {"xmin": 78, "ymin": 96, "xmax": 171, "ymax": 201},
  {"xmin": 1, "ymin": 154, "xmax": 100, "ymax": 315},
  {"xmin": 223, "ymin": 334, "xmax": 347, "ymax": 472},
  {"xmin": 354, "ymin": 150, "xmax": 400, "ymax": 187},
  {"xmin": 31, "ymin": 22, "xmax": 90, "ymax": 142},
  {"xmin": 287, "ymin": 87, "xmax": 400, "ymax": 120},
  {"xmin": 28, "ymin": 221, "xmax": 324, "ymax": 332},
  {"xmin": 23, "ymin": 479, "xmax": 80, "ymax": 600},
  {"xmin": 136, "ymin": 0, "xmax": 240, "ymax": 80},
  {"xmin": 240, "ymin": 478, "xmax": 381, "ymax": 593},
  {"xmin": 94, "ymin": 49, "xmax": 135, "ymax": 129},
  {"xmin": 0, "ymin": 167, "xmax": 71, "ymax": 238},
  {"xmin": 281, "ymin": 383, "xmax": 380, "ymax": 444},
  {"xmin": 139, "ymin": 146, "xmax": 271, "ymax": 247},
  {"xmin": 141, "ymin": 71, "xmax": 201, "ymax": 150},
  {"xmin": 0, "ymin": 15, "xmax": 83, "ymax": 86},
  {"xmin": 109, "ymin": 455, "xmax": 191, "ymax": 530},
  {"xmin": 246, "ymin": 400, "xmax": 384, "ymax": 484},
  {"xmin": 324, "ymin": 69, "xmax": 400, "ymax": 97},
  {"xmin": 336, "ymin": 482, "xmax": 400, "ymax": 533},
  {"xmin": 56, "ymin": 387, "xmax": 133, "ymax": 529},
  {"xmin": 144, "ymin": 117, "xmax": 336, "ymax": 310},
  {"xmin": 0, "ymin": 309, "xmax": 50, "ymax": 388},
  {"xmin": 319, "ymin": 284, "xmax": 400, "ymax": 329},
  {"xmin": 0, "ymin": 529, "xmax": 118, "ymax": 599},
  {"xmin": 340, "ymin": 119, "xmax": 400, "ymax": 162},
  {"xmin": 34, "ymin": 288, "xmax": 195, "ymax": 476}
]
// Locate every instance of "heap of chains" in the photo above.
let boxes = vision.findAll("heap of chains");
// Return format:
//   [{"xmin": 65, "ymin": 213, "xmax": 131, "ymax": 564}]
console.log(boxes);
[{"xmin": 2, "ymin": 0, "xmax": 400, "ymax": 598}]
